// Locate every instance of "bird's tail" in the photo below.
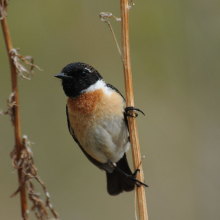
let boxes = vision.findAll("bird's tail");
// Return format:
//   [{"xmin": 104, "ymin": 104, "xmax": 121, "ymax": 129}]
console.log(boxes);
[{"xmin": 106, "ymin": 154, "xmax": 135, "ymax": 195}]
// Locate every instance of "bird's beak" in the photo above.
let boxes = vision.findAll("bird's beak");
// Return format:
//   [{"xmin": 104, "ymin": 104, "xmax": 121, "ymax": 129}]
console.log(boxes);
[{"xmin": 54, "ymin": 73, "xmax": 72, "ymax": 79}]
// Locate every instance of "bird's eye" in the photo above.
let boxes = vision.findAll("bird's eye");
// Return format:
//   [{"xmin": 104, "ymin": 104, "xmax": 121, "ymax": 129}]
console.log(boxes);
[{"xmin": 81, "ymin": 71, "xmax": 88, "ymax": 78}]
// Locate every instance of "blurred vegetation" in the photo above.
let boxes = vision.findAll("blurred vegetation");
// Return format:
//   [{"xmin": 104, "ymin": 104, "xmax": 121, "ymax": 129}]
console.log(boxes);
[{"xmin": 0, "ymin": 1, "xmax": 219, "ymax": 220}]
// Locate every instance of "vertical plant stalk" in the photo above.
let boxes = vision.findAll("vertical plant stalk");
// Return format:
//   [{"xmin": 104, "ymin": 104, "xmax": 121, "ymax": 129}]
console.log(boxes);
[
  {"xmin": 120, "ymin": 1, "xmax": 149, "ymax": 220},
  {"xmin": 0, "ymin": 5, "xmax": 28, "ymax": 219}
]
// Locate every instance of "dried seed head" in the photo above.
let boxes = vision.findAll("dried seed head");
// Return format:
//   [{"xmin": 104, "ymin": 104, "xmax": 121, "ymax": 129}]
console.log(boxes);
[
  {"xmin": 10, "ymin": 48, "xmax": 42, "ymax": 80},
  {"xmin": 0, "ymin": 92, "xmax": 16, "ymax": 125},
  {"xmin": 99, "ymin": 12, "xmax": 121, "ymax": 22},
  {"xmin": 0, "ymin": 0, "xmax": 9, "ymax": 20},
  {"xmin": 10, "ymin": 136, "xmax": 58, "ymax": 219},
  {"xmin": 99, "ymin": 12, "xmax": 123, "ymax": 62}
]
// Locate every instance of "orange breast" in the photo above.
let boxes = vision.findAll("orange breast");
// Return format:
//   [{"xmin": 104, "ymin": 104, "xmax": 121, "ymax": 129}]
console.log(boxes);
[
  {"xmin": 67, "ymin": 89, "xmax": 104, "ymax": 115},
  {"xmin": 67, "ymin": 88, "xmax": 125, "ymax": 148}
]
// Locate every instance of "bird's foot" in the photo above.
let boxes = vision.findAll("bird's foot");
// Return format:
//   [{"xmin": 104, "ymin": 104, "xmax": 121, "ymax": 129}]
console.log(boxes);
[
  {"xmin": 111, "ymin": 162, "xmax": 148, "ymax": 187},
  {"xmin": 128, "ymin": 168, "xmax": 148, "ymax": 187},
  {"xmin": 124, "ymin": 106, "xmax": 145, "ymax": 118}
]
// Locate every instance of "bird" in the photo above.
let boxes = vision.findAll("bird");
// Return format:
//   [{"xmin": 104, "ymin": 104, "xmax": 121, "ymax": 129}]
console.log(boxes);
[{"xmin": 55, "ymin": 62, "xmax": 147, "ymax": 195}]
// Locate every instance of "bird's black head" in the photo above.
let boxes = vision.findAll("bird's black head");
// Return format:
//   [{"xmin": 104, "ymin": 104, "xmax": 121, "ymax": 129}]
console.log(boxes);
[{"xmin": 55, "ymin": 62, "xmax": 103, "ymax": 98}]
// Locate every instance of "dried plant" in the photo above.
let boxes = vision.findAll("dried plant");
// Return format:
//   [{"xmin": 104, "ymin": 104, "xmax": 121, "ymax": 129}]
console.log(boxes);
[
  {"xmin": 0, "ymin": 0, "xmax": 9, "ymax": 20},
  {"xmin": 10, "ymin": 136, "xmax": 58, "ymax": 220},
  {"xmin": 130, "ymin": 0, "xmax": 135, "ymax": 5},
  {"xmin": 10, "ymin": 48, "xmax": 42, "ymax": 80},
  {"xmin": 100, "ymin": 12, "xmax": 123, "ymax": 61},
  {"xmin": 1, "ymin": 1, "xmax": 57, "ymax": 219},
  {"xmin": 0, "ymin": 92, "xmax": 16, "ymax": 125},
  {"xmin": 129, "ymin": 0, "xmax": 135, "ymax": 8},
  {"xmin": 120, "ymin": 1, "xmax": 148, "ymax": 219},
  {"xmin": 100, "ymin": 1, "xmax": 149, "ymax": 219}
]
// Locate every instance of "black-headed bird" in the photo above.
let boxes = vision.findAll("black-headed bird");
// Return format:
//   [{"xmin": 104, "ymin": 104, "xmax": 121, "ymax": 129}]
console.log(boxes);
[{"xmin": 55, "ymin": 62, "xmax": 147, "ymax": 195}]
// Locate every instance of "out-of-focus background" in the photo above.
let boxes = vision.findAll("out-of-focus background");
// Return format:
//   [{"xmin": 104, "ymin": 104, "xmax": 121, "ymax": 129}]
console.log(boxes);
[{"xmin": 0, "ymin": 0, "xmax": 220, "ymax": 219}]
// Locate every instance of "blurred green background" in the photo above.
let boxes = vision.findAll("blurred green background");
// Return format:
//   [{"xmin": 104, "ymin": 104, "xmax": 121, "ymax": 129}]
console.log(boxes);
[{"xmin": 1, "ymin": 0, "xmax": 220, "ymax": 219}]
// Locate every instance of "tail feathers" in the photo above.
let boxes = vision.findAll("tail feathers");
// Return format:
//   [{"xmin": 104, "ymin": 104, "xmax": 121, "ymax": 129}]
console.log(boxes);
[{"xmin": 106, "ymin": 154, "xmax": 135, "ymax": 196}]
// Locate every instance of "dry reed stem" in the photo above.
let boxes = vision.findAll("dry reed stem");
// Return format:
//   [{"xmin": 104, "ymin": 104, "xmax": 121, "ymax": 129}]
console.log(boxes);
[
  {"xmin": 1, "ymin": 13, "xmax": 57, "ymax": 218},
  {"xmin": 10, "ymin": 136, "xmax": 59, "ymax": 220},
  {"xmin": 0, "ymin": 1, "xmax": 28, "ymax": 218},
  {"xmin": 120, "ymin": 0, "xmax": 149, "ymax": 219}
]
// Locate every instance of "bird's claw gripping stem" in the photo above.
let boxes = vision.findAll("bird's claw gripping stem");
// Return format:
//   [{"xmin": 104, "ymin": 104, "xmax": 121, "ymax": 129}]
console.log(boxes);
[
  {"xmin": 124, "ymin": 106, "xmax": 145, "ymax": 118},
  {"xmin": 112, "ymin": 163, "xmax": 148, "ymax": 188}
]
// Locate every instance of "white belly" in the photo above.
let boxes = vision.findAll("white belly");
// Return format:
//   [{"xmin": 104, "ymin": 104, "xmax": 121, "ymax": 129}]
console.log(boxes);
[{"xmin": 83, "ymin": 115, "xmax": 130, "ymax": 163}]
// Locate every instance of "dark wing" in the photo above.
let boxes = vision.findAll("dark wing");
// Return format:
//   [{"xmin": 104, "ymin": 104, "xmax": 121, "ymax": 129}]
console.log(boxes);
[
  {"xmin": 106, "ymin": 84, "xmax": 129, "ymax": 130},
  {"xmin": 106, "ymin": 83, "xmax": 125, "ymax": 101},
  {"xmin": 66, "ymin": 105, "xmax": 113, "ymax": 173}
]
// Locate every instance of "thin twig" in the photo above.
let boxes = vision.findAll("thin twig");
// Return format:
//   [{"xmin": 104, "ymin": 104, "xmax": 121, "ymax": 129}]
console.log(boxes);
[
  {"xmin": 120, "ymin": 1, "xmax": 149, "ymax": 220},
  {"xmin": 0, "ymin": 1, "xmax": 28, "ymax": 218},
  {"xmin": 10, "ymin": 136, "xmax": 59, "ymax": 220},
  {"xmin": 134, "ymin": 189, "xmax": 138, "ymax": 220},
  {"xmin": 100, "ymin": 12, "xmax": 123, "ymax": 62}
]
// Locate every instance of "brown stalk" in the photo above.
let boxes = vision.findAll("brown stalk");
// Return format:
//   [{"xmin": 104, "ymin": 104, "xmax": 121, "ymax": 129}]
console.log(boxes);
[
  {"xmin": 120, "ymin": 1, "xmax": 149, "ymax": 219},
  {"xmin": 0, "ymin": 1, "xmax": 28, "ymax": 218}
]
